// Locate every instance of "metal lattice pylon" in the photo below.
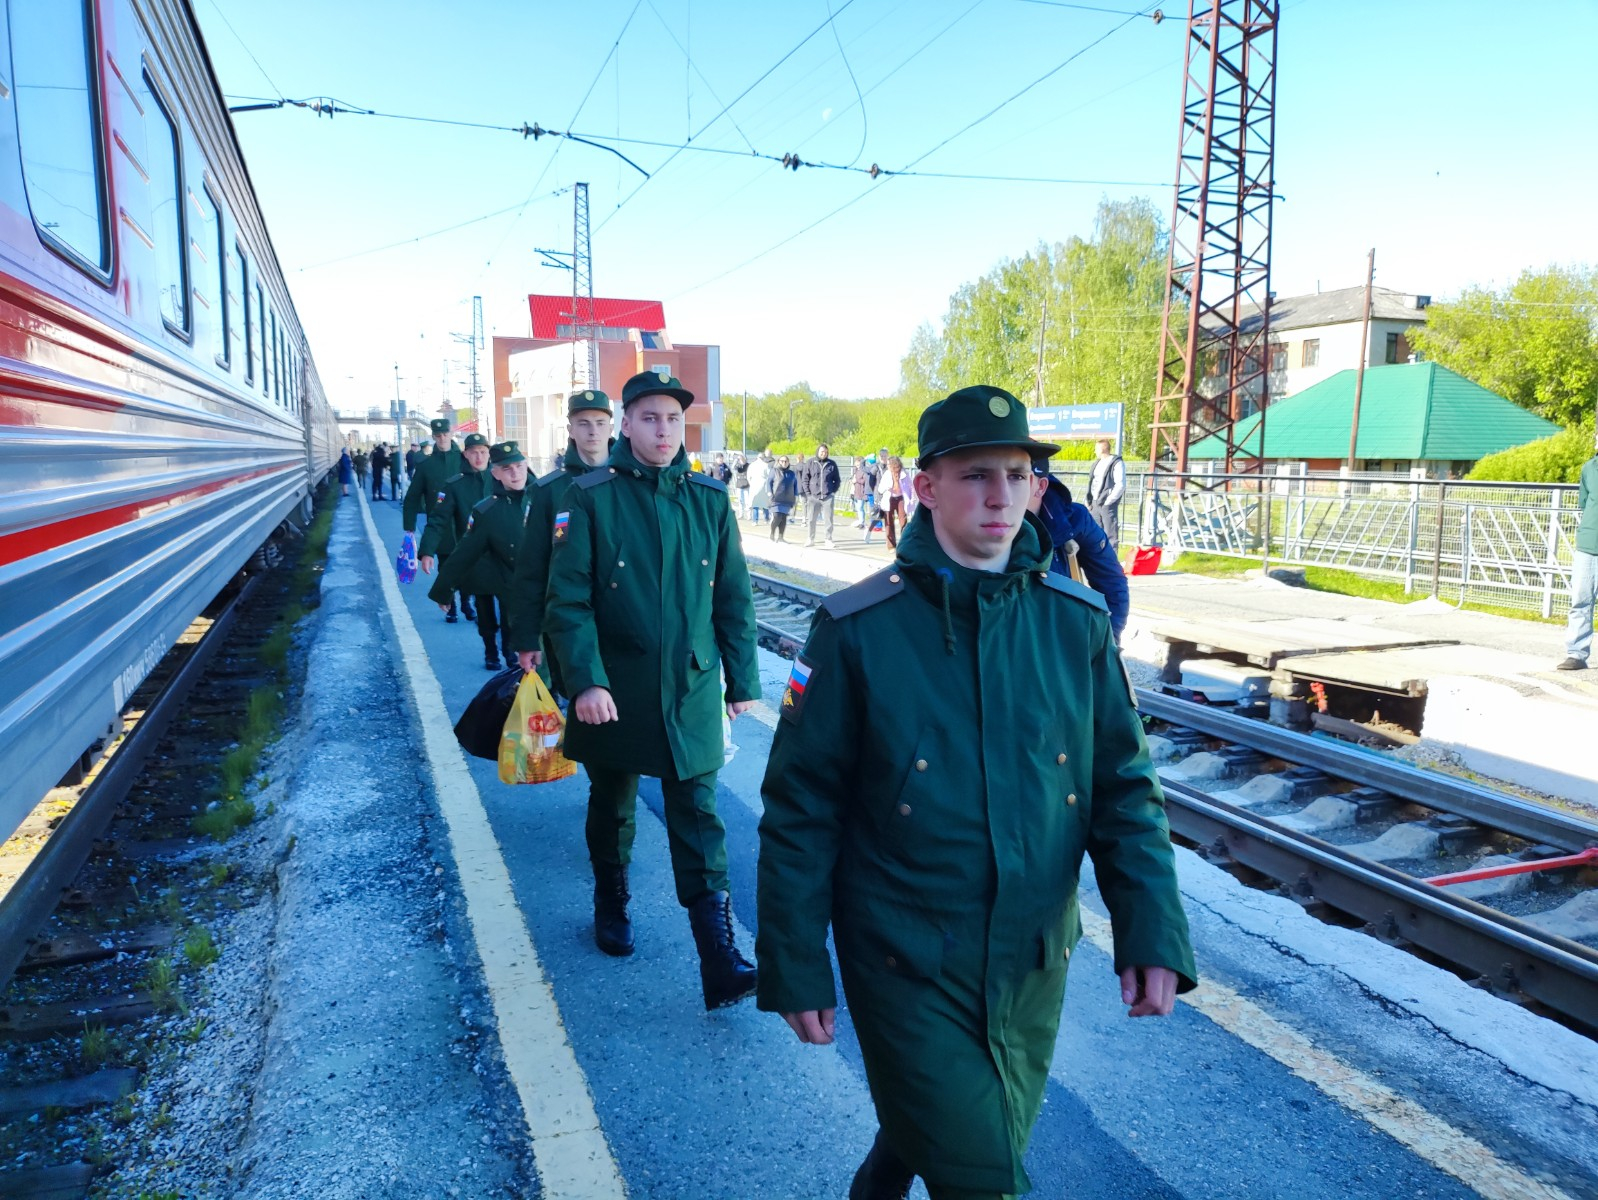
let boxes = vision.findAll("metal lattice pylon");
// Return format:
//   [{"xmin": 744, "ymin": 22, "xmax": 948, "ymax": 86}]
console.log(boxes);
[
  {"xmin": 570, "ymin": 182, "xmax": 597, "ymax": 389},
  {"xmin": 1150, "ymin": 0, "xmax": 1279, "ymax": 482}
]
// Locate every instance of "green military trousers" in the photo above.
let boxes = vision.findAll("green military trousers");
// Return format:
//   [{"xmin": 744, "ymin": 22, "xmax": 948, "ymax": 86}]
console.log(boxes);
[{"xmin": 584, "ymin": 765, "xmax": 729, "ymax": 905}]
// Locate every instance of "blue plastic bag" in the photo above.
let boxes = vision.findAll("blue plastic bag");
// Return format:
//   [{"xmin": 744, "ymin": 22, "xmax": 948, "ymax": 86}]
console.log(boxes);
[{"xmin": 396, "ymin": 532, "xmax": 418, "ymax": 584}]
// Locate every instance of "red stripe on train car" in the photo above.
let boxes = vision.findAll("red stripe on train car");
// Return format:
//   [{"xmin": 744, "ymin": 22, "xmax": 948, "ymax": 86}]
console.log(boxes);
[{"xmin": 0, "ymin": 466, "xmax": 286, "ymax": 568}]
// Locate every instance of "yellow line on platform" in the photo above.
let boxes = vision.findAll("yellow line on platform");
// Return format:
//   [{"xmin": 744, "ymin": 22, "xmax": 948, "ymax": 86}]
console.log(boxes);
[
  {"xmin": 1079, "ymin": 910, "xmax": 1574, "ymax": 1200},
  {"xmin": 357, "ymin": 496, "xmax": 627, "ymax": 1199}
]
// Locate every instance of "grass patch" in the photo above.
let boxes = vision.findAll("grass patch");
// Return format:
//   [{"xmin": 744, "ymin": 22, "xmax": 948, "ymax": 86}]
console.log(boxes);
[
  {"xmin": 206, "ymin": 862, "xmax": 230, "ymax": 886},
  {"xmin": 81, "ymin": 1023, "xmax": 112, "ymax": 1068},
  {"xmin": 193, "ymin": 797, "xmax": 255, "ymax": 842},
  {"xmin": 144, "ymin": 956, "xmax": 184, "ymax": 1015},
  {"xmin": 182, "ymin": 926, "xmax": 219, "ymax": 968}
]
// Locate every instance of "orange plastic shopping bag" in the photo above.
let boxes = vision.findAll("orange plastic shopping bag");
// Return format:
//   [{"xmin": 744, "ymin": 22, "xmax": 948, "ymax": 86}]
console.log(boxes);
[{"xmin": 498, "ymin": 671, "xmax": 578, "ymax": 785}]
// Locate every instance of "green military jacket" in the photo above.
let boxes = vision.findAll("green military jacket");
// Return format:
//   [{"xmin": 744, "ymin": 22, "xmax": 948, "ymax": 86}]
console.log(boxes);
[
  {"xmin": 543, "ymin": 437, "xmax": 761, "ymax": 779},
  {"xmin": 430, "ymin": 483, "xmax": 531, "ymax": 604},
  {"xmin": 756, "ymin": 510, "xmax": 1197, "ymax": 1195},
  {"xmin": 1577, "ymin": 455, "xmax": 1598, "ymax": 557},
  {"xmin": 505, "ymin": 441, "xmax": 607, "ymax": 654},
  {"xmin": 401, "ymin": 443, "xmax": 464, "ymax": 533},
  {"xmin": 417, "ymin": 466, "xmax": 492, "ymax": 560}
]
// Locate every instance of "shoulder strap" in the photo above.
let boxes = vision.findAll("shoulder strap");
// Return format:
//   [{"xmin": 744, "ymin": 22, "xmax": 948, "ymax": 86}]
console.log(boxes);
[
  {"xmin": 471, "ymin": 495, "xmax": 499, "ymax": 515},
  {"xmin": 686, "ymin": 471, "xmax": 728, "ymax": 493},
  {"xmin": 1035, "ymin": 569, "xmax": 1108, "ymax": 612},
  {"xmin": 535, "ymin": 469, "xmax": 565, "ymax": 488},
  {"xmin": 575, "ymin": 467, "xmax": 617, "ymax": 490},
  {"xmin": 821, "ymin": 566, "xmax": 905, "ymax": 620}
]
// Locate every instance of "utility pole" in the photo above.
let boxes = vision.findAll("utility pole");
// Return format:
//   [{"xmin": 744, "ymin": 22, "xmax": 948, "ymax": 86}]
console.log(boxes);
[
  {"xmin": 1347, "ymin": 247, "xmax": 1376, "ymax": 472},
  {"xmin": 742, "ymin": 391, "xmax": 748, "ymax": 457},
  {"xmin": 1034, "ymin": 293, "xmax": 1049, "ymax": 407},
  {"xmin": 392, "ymin": 362, "xmax": 403, "ymax": 450},
  {"xmin": 1150, "ymin": 0, "xmax": 1281, "ymax": 483},
  {"xmin": 571, "ymin": 183, "xmax": 597, "ymax": 389}
]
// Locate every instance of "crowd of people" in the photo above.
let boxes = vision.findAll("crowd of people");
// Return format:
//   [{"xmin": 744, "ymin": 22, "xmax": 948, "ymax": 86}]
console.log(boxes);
[{"xmin": 359, "ymin": 377, "xmax": 1185, "ymax": 1200}]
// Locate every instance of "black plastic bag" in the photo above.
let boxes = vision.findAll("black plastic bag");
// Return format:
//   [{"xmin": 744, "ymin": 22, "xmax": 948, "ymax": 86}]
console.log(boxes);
[{"xmin": 454, "ymin": 667, "xmax": 524, "ymax": 760}]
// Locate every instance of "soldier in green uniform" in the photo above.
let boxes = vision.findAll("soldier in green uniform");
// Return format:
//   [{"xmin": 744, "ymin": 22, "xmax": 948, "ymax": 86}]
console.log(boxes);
[
  {"xmin": 508, "ymin": 389, "xmax": 616, "ymax": 684},
  {"xmin": 419, "ymin": 433, "xmax": 493, "ymax": 633},
  {"xmin": 755, "ymin": 385, "xmax": 1197, "ymax": 1200},
  {"xmin": 402, "ymin": 417, "xmax": 464, "ymax": 620},
  {"xmin": 430, "ymin": 441, "xmax": 532, "ymax": 667},
  {"xmin": 543, "ymin": 370, "xmax": 762, "ymax": 1010}
]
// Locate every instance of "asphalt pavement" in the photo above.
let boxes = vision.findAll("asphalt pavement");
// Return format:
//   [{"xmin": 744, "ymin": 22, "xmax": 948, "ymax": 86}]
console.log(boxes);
[{"xmin": 359, "ymin": 492, "xmax": 1598, "ymax": 1200}]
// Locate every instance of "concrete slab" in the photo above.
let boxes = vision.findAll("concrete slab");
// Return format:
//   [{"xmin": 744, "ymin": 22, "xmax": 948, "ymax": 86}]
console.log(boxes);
[
  {"xmin": 1527, "ymin": 891, "xmax": 1598, "ymax": 944},
  {"xmin": 1212, "ymin": 774, "xmax": 1297, "ymax": 808},
  {"xmin": 1343, "ymin": 822, "xmax": 1442, "ymax": 864},
  {"xmin": 1157, "ymin": 751, "xmax": 1229, "ymax": 783},
  {"xmin": 1443, "ymin": 856, "xmax": 1534, "ymax": 904},
  {"xmin": 1145, "ymin": 614, "xmax": 1453, "ymax": 669},
  {"xmin": 1278, "ymin": 796, "xmax": 1360, "ymax": 834}
]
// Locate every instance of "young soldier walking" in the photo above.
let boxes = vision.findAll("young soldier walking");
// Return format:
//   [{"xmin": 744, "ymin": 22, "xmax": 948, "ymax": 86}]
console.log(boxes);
[
  {"xmin": 508, "ymin": 390, "xmax": 616, "ymax": 689},
  {"xmin": 402, "ymin": 418, "xmax": 464, "ymax": 618},
  {"xmin": 419, "ymin": 432, "xmax": 493, "ymax": 635},
  {"xmin": 543, "ymin": 371, "xmax": 763, "ymax": 1010},
  {"xmin": 756, "ymin": 385, "xmax": 1196, "ymax": 1200},
  {"xmin": 430, "ymin": 441, "xmax": 532, "ymax": 665}
]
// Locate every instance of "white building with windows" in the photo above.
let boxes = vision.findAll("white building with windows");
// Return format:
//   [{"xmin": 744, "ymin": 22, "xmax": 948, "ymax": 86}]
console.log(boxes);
[{"xmin": 1255, "ymin": 286, "xmax": 1431, "ymax": 399}]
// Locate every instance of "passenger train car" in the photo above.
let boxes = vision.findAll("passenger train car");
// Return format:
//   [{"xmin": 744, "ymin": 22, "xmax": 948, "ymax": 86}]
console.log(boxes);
[{"xmin": 0, "ymin": 0, "xmax": 338, "ymax": 840}]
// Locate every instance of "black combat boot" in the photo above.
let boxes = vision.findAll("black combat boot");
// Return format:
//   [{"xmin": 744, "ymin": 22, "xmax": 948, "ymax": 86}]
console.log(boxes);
[
  {"xmin": 593, "ymin": 863, "xmax": 634, "ymax": 957},
  {"xmin": 848, "ymin": 1131, "xmax": 914, "ymax": 1200},
  {"xmin": 483, "ymin": 641, "xmax": 502, "ymax": 671},
  {"xmin": 445, "ymin": 600, "xmax": 459, "ymax": 623},
  {"xmin": 686, "ymin": 890, "xmax": 757, "ymax": 1010},
  {"xmin": 461, "ymin": 596, "xmax": 477, "ymax": 621}
]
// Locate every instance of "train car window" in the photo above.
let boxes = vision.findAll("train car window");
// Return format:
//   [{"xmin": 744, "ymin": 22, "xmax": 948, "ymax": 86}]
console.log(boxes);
[
  {"xmin": 269, "ymin": 311, "xmax": 279, "ymax": 403},
  {"xmin": 201, "ymin": 182, "xmax": 230, "ymax": 365},
  {"xmin": 196, "ymin": 184, "xmax": 228, "ymax": 367},
  {"xmin": 258, "ymin": 284, "xmax": 268, "ymax": 397},
  {"xmin": 10, "ymin": 0, "xmax": 111, "ymax": 277},
  {"xmin": 141, "ymin": 70, "xmax": 189, "ymax": 338},
  {"xmin": 239, "ymin": 246, "xmax": 253, "ymax": 384}
]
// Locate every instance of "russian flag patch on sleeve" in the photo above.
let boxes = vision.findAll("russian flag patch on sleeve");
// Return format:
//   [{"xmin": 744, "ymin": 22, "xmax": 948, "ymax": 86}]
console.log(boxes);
[
  {"xmin": 553, "ymin": 510, "xmax": 570, "ymax": 543},
  {"xmin": 780, "ymin": 655, "xmax": 813, "ymax": 724}
]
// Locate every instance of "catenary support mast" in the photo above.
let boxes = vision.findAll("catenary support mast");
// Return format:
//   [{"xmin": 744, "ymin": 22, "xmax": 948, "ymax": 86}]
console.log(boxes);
[
  {"xmin": 570, "ymin": 182, "xmax": 597, "ymax": 389},
  {"xmin": 1150, "ymin": 0, "xmax": 1280, "ymax": 482}
]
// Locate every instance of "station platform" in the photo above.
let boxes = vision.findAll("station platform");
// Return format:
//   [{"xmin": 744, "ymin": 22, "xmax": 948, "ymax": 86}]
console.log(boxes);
[
  {"xmin": 263, "ymin": 493, "xmax": 1598, "ymax": 1199},
  {"xmin": 740, "ymin": 511, "xmax": 1598, "ymax": 808}
]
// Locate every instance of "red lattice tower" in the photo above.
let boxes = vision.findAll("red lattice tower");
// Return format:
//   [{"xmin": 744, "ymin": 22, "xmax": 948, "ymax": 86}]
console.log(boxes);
[{"xmin": 1150, "ymin": 0, "xmax": 1279, "ymax": 481}]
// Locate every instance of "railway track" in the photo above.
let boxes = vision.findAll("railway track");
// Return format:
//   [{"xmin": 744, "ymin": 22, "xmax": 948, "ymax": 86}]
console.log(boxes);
[
  {"xmin": 0, "ymin": 515, "xmax": 325, "ymax": 1198},
  {"xmin": 748, "ymin": 570, "xmax": 1598, "ymax": 1034}
]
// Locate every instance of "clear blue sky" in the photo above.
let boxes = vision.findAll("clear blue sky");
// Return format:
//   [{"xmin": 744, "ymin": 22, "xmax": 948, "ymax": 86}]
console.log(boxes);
[{"xmin": 193, "ymin": 0, "xmax": 1598, "ymax": 413}]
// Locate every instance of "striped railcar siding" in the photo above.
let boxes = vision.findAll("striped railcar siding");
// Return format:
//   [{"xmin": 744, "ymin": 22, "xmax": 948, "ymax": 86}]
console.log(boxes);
[{"xmin": 0, "ymin": 0, "xmax": 334, "ymax": 838}]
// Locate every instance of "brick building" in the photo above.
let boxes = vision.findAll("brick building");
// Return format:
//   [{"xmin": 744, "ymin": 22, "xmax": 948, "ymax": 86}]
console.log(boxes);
[{"xmin": 491, "ymin": 296, "xmax": 722, "ymax": 471}]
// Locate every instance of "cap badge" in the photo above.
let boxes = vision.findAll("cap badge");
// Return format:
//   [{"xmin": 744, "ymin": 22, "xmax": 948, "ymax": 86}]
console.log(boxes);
[
  {"xmin": 657, "ymin": 371, "xmax": 671, "ymax": 383},
  {"xmin": 988, "ymin": 396, "xmax": 1011, "ymax": 418},
  {"xmin": 583, "ymin": 391, "xmax": 594, "ymax": 400}
]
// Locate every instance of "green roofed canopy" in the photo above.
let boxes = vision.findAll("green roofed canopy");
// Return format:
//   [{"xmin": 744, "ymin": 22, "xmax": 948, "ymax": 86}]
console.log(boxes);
[{"xmin": 1187, "ymin": 362, "xmax": 1560, "ymax": 461}]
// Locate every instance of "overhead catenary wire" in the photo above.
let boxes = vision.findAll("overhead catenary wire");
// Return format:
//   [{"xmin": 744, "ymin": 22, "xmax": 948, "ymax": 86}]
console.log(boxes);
[{"xmin": 295, "ymin": 190, "xmax": 570, "ymax": 272}]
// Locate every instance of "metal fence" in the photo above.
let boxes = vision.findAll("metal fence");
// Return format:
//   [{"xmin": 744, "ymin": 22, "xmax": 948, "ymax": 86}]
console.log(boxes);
[{"xmin": 1050, "ymin": 467, "xmax": 1582, "ymax": 619}]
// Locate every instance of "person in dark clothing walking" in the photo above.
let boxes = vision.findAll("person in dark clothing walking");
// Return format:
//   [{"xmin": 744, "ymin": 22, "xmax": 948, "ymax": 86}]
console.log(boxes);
[
  {"xmin": 420, "ymin": 433, "xmax": 493, "ymax": 633},
  {"xmin": 337, "ymin": 449, "xmax": 354, "ymax": 496},
  {"xmin": 369, "ymin": 444, "xmax": 390, "ymax": 500},
  {"xmin": 769, "ymin": 456, "xmax": 799, "ymax": 542},
  {"xmin": 387, "ymin": 445, "xmax": 403, "ymax": 501},
  {"xmin": 431, "ymin": 440, "xmax": 532, "ymax": 668},
  {"xmin": 805, "ymin": 444, "xmax": 842, "ymax": 548},
  {"xmin": 352, "ymin": 448, "xmax": 369, "ymax": 490}
]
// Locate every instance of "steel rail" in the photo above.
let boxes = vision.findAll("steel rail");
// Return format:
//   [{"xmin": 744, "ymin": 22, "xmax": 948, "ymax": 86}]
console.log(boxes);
[
  {"xmin": 1160, "ymin": 779, "xmax": 1598, "ymax": 1028},
  {"xmin": 0, "ymin": 573, "xmax": 261, "ymax": 993},
  {"xmin": 1138, "ymin": 689, "xmax": 1598, "ymax": 853}
]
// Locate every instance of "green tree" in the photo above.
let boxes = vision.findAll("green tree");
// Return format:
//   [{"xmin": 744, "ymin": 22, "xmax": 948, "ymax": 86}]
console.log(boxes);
[
  {"xmin": 895, "ymin": 197, "xmax": 1168, "ymax": 458},
  {"xmin": 1409, "ymin": 265, "xmax": 1598, "ymax": 428}
]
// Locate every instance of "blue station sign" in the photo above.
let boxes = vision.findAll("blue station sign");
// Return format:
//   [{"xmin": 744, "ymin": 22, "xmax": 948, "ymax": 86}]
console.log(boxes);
[{"xmin": 1026, "ymin": 403, "xmax": 1124, "ymax": 440}]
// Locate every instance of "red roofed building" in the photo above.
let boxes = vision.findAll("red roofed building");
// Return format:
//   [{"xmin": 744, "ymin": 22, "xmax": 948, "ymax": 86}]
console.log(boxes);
[{"xmin": 492, "ymin": 295, "xmax": 722, "ymax": 470}]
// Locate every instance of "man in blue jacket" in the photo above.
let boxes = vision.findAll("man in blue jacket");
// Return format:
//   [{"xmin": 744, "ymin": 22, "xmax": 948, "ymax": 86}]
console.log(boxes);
[{"xmin": 1029, "ymin": 464, "xmax": 1130, "ymax": 643}]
